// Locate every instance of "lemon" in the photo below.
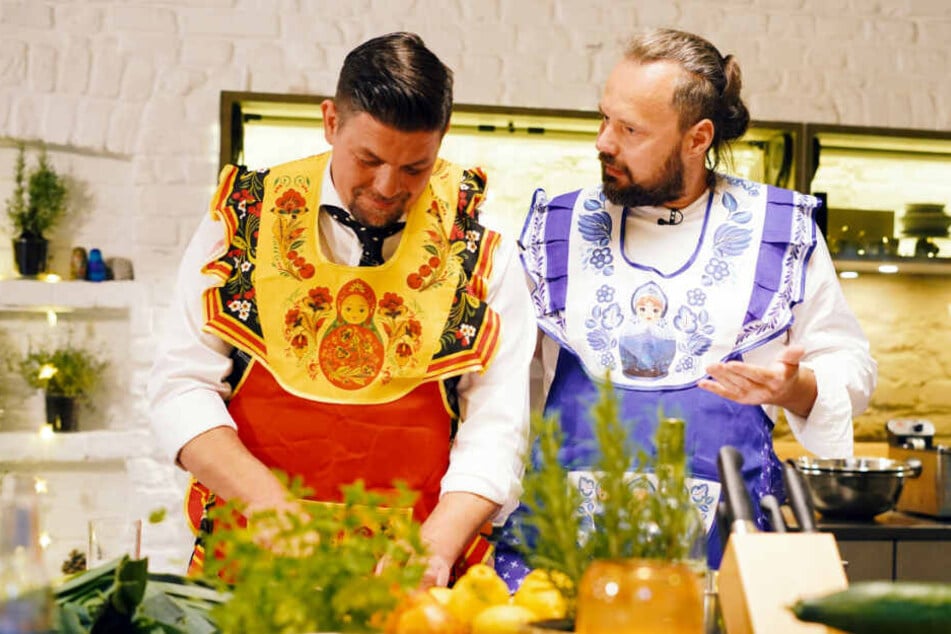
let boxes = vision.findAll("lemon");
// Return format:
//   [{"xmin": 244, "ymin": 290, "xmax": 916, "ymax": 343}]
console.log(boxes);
[
  {"xmin": 428, "ymin": 586, "xmax": 453, "ymax": 606},
  {"xmin": 471, "ymin": 604, "xmax": 538, "ymax": 634},
  {"xmin": 512, "ymin": 569, "xmax": 570, "ymax": 620},
  {"xmin": 447, "ymin": 564, "xmax": 511, "ymax": 626}
]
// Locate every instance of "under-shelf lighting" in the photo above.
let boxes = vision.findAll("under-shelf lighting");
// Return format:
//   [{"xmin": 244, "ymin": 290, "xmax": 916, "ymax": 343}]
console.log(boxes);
[
  {"xmin": 34, "ymin": 477, "xmax": 48, "ymax": 495},
  {"xmin": 46, "ymin": 309, "xmax": 58, "ymax": 328},
  {"xmin": 38, "ymin": 423, "xmax": 55, "ymax": 440},
  {"xmin": 878, "ymin": 264, "xmax": 900, "ymax": 274},
  {"xmin": 839, "ymin": 271, "xmax": 859, "ymax": 279},
  {"xmin": 39, "ymin": 531, "xmax": 52, "ymax": 550},
  {"xmin": 42, "ymin": 273, "xmax": 61, "ymax": 283}
]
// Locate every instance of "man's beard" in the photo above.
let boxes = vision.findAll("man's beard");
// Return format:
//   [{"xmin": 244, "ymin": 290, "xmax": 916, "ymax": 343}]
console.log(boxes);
[
  {"xmin": 600, "ymin": 148, "xmax": 685, "ymax": 208},
  {"xmin": 348, "ymin": 187, "xmax": 411, "ymax": 228}
]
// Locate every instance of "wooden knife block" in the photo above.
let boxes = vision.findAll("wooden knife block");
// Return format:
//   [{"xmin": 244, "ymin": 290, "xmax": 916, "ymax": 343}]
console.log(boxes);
[{"xmin": 717, "ymin": 532, "xmax": 849, "ymax": 634}]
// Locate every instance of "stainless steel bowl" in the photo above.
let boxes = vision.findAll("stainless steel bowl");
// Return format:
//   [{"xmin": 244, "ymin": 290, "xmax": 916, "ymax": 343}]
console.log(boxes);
[{"xmin": 793, "ymin": 456, "xmax": 922, "ymax": 520}]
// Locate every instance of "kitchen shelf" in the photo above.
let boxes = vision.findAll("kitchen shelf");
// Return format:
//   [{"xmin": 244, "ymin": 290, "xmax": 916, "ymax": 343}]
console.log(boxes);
[
  {"xmin": 833, "ymin": 258, "xmax": 951, "ymax": 276},
  {"xmin": 0, "ymin": 429, "xmax": 155, "ymax": 464},
  {"xmin": 0, "ymin": 279, "xmax": 142, "ymax": 313}
]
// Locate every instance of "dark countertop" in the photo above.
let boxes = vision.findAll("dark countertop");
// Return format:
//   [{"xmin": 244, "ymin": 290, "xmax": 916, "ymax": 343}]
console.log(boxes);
[{"xmin": 817, "ymin": 511, "xmax": 951, "ymax": 541}]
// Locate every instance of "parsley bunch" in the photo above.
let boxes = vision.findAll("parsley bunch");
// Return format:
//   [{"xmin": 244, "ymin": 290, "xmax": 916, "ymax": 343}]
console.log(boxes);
[{"xmin": 202, "ymin": 477, "xmax": 426, "ymax": 634}]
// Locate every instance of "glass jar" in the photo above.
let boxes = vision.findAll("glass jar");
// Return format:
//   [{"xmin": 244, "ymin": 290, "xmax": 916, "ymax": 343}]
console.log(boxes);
[
  {"xmin": 0, "ymin": 474, "xmax": 53, "ymax": 634},
  {"xmin": 575, "ymin": 558, "xmax": 704, "ymax": 634}
]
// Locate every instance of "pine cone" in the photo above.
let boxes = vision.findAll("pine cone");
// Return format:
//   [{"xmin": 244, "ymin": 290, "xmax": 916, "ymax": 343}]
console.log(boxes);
[{"xmin": 61, "ymin": 548, "xmax": 87, "ymax": 574}]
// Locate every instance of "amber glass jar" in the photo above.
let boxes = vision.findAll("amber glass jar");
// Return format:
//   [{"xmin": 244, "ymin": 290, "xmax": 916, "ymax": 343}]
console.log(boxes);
[{"xmin": 574, "ymin": 558, "xmax": 704, "ymax": 634}]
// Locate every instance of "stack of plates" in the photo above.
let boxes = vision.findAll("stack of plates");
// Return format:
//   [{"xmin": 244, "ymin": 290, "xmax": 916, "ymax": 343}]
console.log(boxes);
[{"xmin": 901, "ymin": 203, "xmax": 951, "ymax": 237}]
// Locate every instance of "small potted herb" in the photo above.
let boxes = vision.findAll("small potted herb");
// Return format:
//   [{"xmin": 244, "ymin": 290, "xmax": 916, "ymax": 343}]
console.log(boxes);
[
  {"xmin": 17, "ymin": 343, "xmax": 107, "ymax": 431},
  {"xmin": 516, "ymin": 378, "xmax": 706, "ymax": 631},
  {"xmin": 5, "ymin": 142, "xmax": 69, "ymax": 276}
]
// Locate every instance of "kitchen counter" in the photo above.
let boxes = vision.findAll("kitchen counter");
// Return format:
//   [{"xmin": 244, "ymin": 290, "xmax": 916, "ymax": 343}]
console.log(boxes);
[
  {"xmin": 810, "ymin": 511, "xmax": 951, "ymax": 582},
  {"xmin": 817, "ymin": 510, "xmax": 951, "ymax": 541}
]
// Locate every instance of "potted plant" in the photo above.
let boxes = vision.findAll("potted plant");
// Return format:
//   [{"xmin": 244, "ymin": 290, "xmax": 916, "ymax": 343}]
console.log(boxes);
[
  {"xmin": 516, "ymin": 380, "xmax": 707, "ymax": 633},
  {"xmin": 17, "ymin": 343, "xmax": 107, "ymax": 431},
  {"xmin": 5, "ymin": 142, "xmax": 69, "ymax": 276}
]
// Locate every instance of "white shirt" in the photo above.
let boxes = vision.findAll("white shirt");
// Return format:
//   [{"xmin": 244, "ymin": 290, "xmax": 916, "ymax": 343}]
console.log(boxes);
[
  {"xmin": 538, "ymin": 191, "xmax": 877, "ymax": 458},
  {"xmin": 147, "ymin": 159, "xmax": 536, "ymax": 522}
]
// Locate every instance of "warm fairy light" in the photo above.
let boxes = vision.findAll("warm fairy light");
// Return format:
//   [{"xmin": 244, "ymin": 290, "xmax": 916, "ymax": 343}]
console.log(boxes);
[
  {"xmin": 46, "ymin": 309, "xmax": 58, "ymax": 327},
  {"xmin": 42, "ymin": 273, "xmax": 61, "ymax": 283},
  {"xmin": 39, "ymin": 424, "xmax": 55, "ymax": 440},
  {"xmin": 839, "ymin": 271, "xmax": 859, "ymax": 279},
  {"xmin": 39, "ymin": 532, "xmax": 52, "ymax": 550},
  {"xmin": 38, "ymin": 363, "xmax": 58, "ymax": 380},
  {"xmin": 34, "ymin": 478, "xmax": 48, "ymax": 495}
]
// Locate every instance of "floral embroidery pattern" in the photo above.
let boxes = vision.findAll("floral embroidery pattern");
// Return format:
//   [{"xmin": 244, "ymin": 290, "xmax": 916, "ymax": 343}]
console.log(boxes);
[
  {"xmin": 219, "ymin": 167, "xmax": 266, "ymax": 332},
  {"xmin": 668, "ymin": 187, "xmax": 754, "ymax": 373},
  {"xmin": 584, "ymin": 288, "xmax": 623, "ymax": 370},
  {"xmin": 572, "ymin": 471, "xmax": 719, "ymax": 538},
  {"xmin": 577, "ymin": 191, "xmax": 615, "ymax": 277},
  {"xmin": 270, "ymin": 185, "xmax": 315, "ymax": 281},
  {"xmin": 377, "ymin": 292, "xmax": 424, "ymax": 369},
  {"xmin": 284, "ymin": 285, "xmax": 334, "ymax": 363}
]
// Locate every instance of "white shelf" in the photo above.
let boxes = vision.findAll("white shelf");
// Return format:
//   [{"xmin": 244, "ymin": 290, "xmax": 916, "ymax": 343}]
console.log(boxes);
[
  {"xmin": 0, "ymin": 429, "xmax": 155, "ymax": 464},
  {"xmin": 0, "ymin": 279, "xmax": 142, "ymax": 312}
]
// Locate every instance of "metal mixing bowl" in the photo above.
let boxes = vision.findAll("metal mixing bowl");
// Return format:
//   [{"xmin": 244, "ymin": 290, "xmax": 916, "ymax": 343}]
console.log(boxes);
[{"xmin": 793, "ymin": 456, "xmax": 922, "ymax": 520}]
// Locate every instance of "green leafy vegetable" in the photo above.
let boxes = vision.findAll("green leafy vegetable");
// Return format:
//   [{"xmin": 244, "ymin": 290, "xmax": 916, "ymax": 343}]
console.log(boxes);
[{"xmin": 201, "ymin": 476, "xmax": 427, "ymax": 634}]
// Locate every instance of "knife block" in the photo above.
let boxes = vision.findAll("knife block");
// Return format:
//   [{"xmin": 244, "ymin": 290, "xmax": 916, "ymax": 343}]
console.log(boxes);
[{"xmin": 717, "ymin": 532, "xmax": 848, "ymax": 634}]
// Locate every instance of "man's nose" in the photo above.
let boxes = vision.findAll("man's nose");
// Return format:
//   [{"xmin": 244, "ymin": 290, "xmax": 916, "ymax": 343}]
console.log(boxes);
[
  {"xmin": 374, "ymin": 166, "xmax": 400, "ymax": 198},
  {"xmin": 596, "ymin": 124, "xmax": 616, "ymax": 156}
]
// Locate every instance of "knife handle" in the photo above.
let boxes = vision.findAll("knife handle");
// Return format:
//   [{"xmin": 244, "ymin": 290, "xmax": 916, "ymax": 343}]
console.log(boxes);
[
  {"xmin": 716, "ymin": 501, "xmax": 732, "ymax": 552},
  {"xmin": 783, "ymin": 459, "xmax": 818, "ymax": 532},
  {"xmin": 717, "ymin": 446, "xmax": 757, "ymax": 527},
  {"xmin": 759, "ymin": 494, "xmax": 787, "ymax": 533}
]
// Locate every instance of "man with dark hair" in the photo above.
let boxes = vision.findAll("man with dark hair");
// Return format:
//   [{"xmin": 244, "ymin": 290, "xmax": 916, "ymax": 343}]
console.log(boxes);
[
  {"xmin": 500, "ymin": 28, "xmax": 876, "ymax": 583},
  {"xmin": 148, "ymin": 32, "xmax": 535, "ymax": 587}
]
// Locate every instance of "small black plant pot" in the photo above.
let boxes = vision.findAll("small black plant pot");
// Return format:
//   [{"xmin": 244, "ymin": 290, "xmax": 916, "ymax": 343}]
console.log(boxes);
[
  {"xmin": 45, "ymin": 394, "xmax": 78, "ymax": 432},
  {"xmin": 13, "ymin": 233, "xmax": 48, "ymax": 277}
]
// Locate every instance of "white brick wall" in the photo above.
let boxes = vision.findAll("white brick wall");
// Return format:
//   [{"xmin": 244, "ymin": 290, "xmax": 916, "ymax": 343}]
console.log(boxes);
[{"xmin": 0, "ymin": 0, "xmax": 949, "ymax": 576}]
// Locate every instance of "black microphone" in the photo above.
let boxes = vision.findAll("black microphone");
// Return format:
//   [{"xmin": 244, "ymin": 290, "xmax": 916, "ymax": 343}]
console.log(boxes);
[{"xmin": 657, "ymin": 208, "xmax": 683, "ymax": 226}]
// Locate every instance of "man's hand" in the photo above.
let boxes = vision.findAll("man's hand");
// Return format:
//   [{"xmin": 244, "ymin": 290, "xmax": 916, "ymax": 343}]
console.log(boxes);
[
  {"xmin": 698, "ymin": 345, "xmax": 817, "ymax": 418},
  {"xmin": 418, "ymin": 553, "xmax": 453, "ymax": 590}
]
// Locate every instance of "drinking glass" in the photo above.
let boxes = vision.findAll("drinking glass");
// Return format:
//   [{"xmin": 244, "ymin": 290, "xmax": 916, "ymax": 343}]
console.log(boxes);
[{"xmin": 87, "ymin": 517, "xmax": 142, "ymax": 568}]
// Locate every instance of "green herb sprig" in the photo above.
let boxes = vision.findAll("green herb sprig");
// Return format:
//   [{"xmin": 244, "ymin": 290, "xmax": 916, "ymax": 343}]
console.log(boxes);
[
  {"xmin": 516, "ymin": 375, "xmax": 703, "ymax": 616},
  {"xmin": 202, "ymin": 475, "xmax": 427, "ymax": 634}
]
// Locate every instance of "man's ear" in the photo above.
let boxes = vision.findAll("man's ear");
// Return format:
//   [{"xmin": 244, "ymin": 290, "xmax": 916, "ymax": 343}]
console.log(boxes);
[
  {"xmin": 321, "ymin": 99, "xmax": 338, "ymax": 145},
  {"xmin": 684, "ymin": 118, "xmax": 714, "ymax": 159}
]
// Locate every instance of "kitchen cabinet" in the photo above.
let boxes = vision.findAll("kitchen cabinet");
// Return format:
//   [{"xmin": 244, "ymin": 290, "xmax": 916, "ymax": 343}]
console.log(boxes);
[{"xmin": 820, "ymin": 511, "xmax": 951, "ymax": 582}]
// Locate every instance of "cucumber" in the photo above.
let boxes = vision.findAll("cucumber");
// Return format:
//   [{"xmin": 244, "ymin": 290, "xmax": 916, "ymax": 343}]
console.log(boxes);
[{"xmin": 790, "ymin": 581, "xmax": 951, "ymax": 634}]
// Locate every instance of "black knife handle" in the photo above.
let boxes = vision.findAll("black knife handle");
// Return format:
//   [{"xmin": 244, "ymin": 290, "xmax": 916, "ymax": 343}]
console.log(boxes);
[
  {"xmin": 759, "ymin": 494, "xmax": 787, "ymax": 533},
  {"xmin": 717, "ymin": 446, "xmax": 756, "ymax": 525},
  {"xmin": 716, "ymin": 501, "xmax": 732, "ymax": 552},
  {"xmin": 783, "ymin": 459, "xmax": 818, "ymax": 532}
]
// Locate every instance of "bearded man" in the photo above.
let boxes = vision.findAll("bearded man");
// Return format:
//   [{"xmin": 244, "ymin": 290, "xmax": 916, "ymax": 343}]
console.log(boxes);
[{"xmin": 496, "ymin": 28, "xmax": 876, "ymax": 585}]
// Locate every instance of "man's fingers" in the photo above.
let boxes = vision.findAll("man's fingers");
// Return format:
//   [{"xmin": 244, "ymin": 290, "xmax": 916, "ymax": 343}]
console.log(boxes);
[{"xmin": 778, "ymin": 345, "xmax": 805, "ymax": 366}]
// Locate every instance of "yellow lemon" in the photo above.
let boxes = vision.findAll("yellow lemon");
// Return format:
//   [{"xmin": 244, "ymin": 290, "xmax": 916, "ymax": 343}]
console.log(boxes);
[
  {"xmin": 512, "ymin": 569, "xmax": 571, "ymax": 620},
  {"xmin": 471, "ymin": 604, "xmax": 538, "ymax": 634},
  {"xmin": 447, "ymin": 564, "xmax": 511, "ymax": 625},
  {"xmin": 428, "ymin": 586, "xmax": 453, "ymax": 606}
]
